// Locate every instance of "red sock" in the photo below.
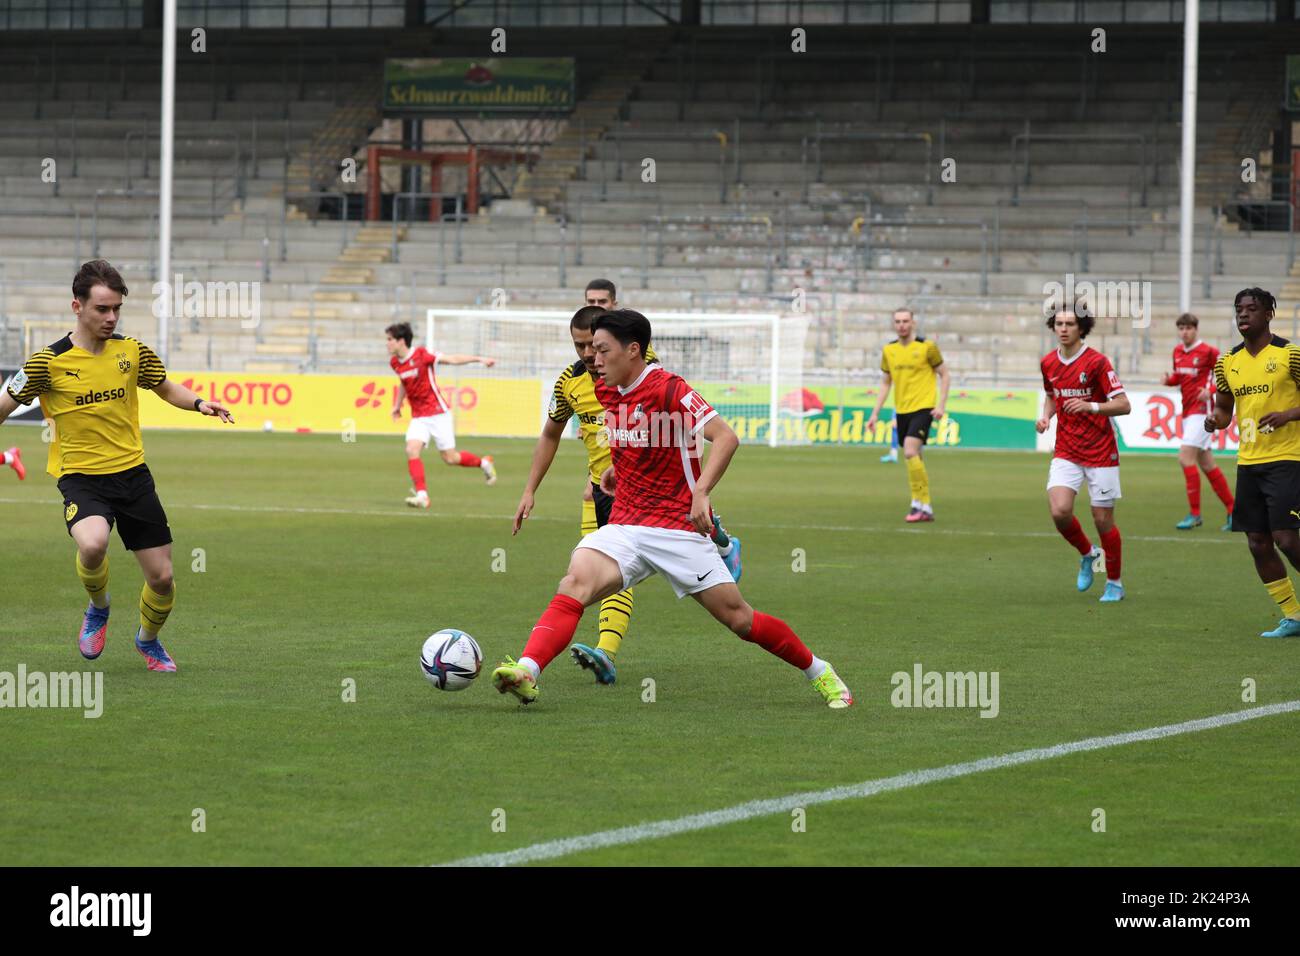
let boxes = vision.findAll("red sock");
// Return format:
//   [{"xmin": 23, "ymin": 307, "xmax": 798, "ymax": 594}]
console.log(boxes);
[
  {"xmin": 1100, "ymin": 526, "xmax": 1122, "ymax": 582},
  {"xmin": 744, "ymin": 612, "xmax": 814, "ymax": 671},
  {"xmin": 521, "ymin": 594, "xmax": 585, "ymax": 672},
  {"xmin": 1182, "ymin": 465, "xmax": 1201, "ymax": 516},
  {"xmin": 1206, "ymin": 467, "xmax": 1234, "ymax": 512},
  {"xmin": 407, "ymin": 458, "xmax": 427, "ymax": 493},
  {"xmin": 457, "ymin": 451, "xmax": 482, "ymax": 468},
  {"xmin": 1058, "ymin": 516, "xmax": 1093, "ymax": 556}
]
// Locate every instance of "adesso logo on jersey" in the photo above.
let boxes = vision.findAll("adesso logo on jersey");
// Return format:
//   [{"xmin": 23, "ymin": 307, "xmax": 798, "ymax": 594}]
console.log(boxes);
[{"xmin": 49, "ymin": 887, "xmax": 150, "ymax": 936}]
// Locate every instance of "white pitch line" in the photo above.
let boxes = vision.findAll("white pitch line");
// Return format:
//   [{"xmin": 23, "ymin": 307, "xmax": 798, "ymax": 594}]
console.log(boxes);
[
  {"xmin": 437, "ymin": 700, "xmax": 1300, "ymax": 867},
  {"xmin": 0, "ymin": 497, "xmax": 1241, "ymax": 545}
]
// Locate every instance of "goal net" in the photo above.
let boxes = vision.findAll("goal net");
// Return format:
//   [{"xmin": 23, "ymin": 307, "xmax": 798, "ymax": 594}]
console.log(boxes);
[{"xmin": 424, "ymin": 308, "xmax": 811, "ymax": 446}]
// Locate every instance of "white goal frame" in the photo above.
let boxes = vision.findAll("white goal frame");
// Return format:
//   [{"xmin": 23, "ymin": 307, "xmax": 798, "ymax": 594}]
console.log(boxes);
[{"xmin": 425, "ymin": 308, "xmax": 788, "ymax": 448}]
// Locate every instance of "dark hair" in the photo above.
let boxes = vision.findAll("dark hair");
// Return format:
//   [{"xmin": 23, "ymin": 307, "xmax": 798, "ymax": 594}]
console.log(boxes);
[
  {"xmin": 73, "ymin": 259, "xmax": 128, "ymax": 301},
  {"xmin": 585, "ymin": 278, "xmax": 616, "ymax": 300},
  {"xmin": 1176, "ymin": 312, "xmax": 1199, "ymax": 328},
  {"xmin": 1045, "ymin": 307, "xmax": 1095, "ymax": 339},
  {"xmin": 570, "ymin": 305, "xmax": 607, "ymax": 331},
  {"xmin": 1234, "ymin": 287, "xmax": 1277, "ymax": 314},
  {"xmin": 592, "ymin": 309, "xmax": 651, "ymax": 357},
  {"xmin": 385, "ymin": 322, "xmax": 413, "ymax": 347}
]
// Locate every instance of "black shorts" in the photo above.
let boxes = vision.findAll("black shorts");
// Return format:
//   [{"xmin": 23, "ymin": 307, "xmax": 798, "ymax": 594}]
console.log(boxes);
[
  {"xmin": 57, "ymin": 464, "xmax": 173, "ymax": 551},
  {"xmin": 1231, "ymin": 461, "xmax": 1300, "ymax": 534},
  {"xmin": 591, "ymin": 482, "xmax": 615, "ymax": 528},
  {"xmin": 894, "ymin": 409, "xmax": 935, "ymax": 445}
]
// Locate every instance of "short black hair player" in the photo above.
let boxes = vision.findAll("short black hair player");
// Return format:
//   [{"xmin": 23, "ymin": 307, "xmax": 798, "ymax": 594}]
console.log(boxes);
[
  {"xmin": 0, "ymin": 260, "xmax": 234, "ymax": 671},
  {"xmin": 1206, "ymin": 287, "xmax": 1300, "ymax": 637}
]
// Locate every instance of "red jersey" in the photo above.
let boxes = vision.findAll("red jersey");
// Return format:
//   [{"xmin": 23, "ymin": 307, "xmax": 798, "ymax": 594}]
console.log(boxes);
[
  {"xmin": 391, "ymin": 347, "xmax": 449, "ymax": 418},
  {"xmin": 1163, "ymin": 340, "xmax": 1219, "ymax": 417},
  {"xmin": 594, "ymin": 364, "xmax": 718, "ymax": 532},
  {"xmin": 1041, "ymin": 344, "xmax": 1125, "ymax": 468}
]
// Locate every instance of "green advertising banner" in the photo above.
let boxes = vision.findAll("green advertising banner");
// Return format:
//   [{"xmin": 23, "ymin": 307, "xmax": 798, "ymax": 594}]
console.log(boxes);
[
  {"xmin": 1288, "ymin": 55, "xmax": 1300, "ymax": 111},
  {"xmin": 705, "ymin": 384, "xmax": 1040, "ymax": 449},
  {"xmin": 383, "ymin": 58, "xmax": 575, "ymax": 113}
]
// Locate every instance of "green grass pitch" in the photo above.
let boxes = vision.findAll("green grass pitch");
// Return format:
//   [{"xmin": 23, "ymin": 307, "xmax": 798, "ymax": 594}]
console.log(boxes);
[{"xmin": 0, "ymin": 428, "xmax": 1296, "ymax": 865}]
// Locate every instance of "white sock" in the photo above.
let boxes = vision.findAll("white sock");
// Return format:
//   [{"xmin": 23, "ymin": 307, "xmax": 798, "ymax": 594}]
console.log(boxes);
[
  {"xmin": 716, "ymin": 541, "xmax": 733, "ymax": 558},
  {"xmin": 910, "ymin": 499, "xmax": 921, "ymax": 509},
  {"xmin": 417, "ymin": 489, "xmax": 428, "ymax": 499},
  {"xmin": 519, "ymin": 656, "xmax": 540, "ymax": 680},
  {"xmin": 921, "ymin": 503, "xmax": 933, "ymax": 514},
  {"xmin": 1, "ymin": 451, "xmax": 10, "ymax": 465},
  {"xmin": 803, "ymin": 656, "xmax": 828, "ymax": 680},
  {"xmin": 1107, "ymin": 579, "xmax": 1122, "ymax": 588},
  {"xmin": 90, "ymin": 591, "xmax": 110, "ymax": 611}
]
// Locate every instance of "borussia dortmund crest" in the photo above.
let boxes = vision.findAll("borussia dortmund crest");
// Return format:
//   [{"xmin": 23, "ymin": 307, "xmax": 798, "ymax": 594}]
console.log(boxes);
[
  {"xmin": 65, "ymin": 503, "xmax": 78, "ymax": 522},
  {"xmin": 1266, "ymin": 358, "xmax": 1278, "ymax": 374},
  {"xmin": 117, "ymin": 353, "xmax": 131, "ymax": 374}
]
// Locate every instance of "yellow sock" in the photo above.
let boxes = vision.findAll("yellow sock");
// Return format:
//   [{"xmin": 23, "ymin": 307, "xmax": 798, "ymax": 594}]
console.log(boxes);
[
  {"xmin": 76, "ymin": 554, "xmax": 109, "ymax": 609},
  {"xmin": 596, "ymin": 588, "xmax": 634, "ymax": 659},
  {"xmin": 1265, "ymin": 578, "xmax": 1300, "ymax": 619},
  {"xmin": 905, "ymin": 455, "xmax": 931, "ymax": 506},
  {"xmin": 580, "ymin": 498, "xmax": 598, "ymax": 536},
  {"xmin": 140, "ymin": 582, "xmax": 175, "ymax": 640}
]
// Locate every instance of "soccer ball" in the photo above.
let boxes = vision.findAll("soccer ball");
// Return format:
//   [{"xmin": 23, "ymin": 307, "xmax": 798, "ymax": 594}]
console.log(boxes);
[{"xmin": 419, "ymin": 629, "xmax": 483, "ymax": 691}]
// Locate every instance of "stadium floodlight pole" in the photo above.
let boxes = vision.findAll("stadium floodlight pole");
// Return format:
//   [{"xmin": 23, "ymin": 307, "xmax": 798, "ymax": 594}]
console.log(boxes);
[
  {"xmin": 158, "ymin": 0, "xmax": 176, "ymax": 363},
  {"xmin": 1177, "ymin": 0, "xmax": 1199, "ymax": 315}
]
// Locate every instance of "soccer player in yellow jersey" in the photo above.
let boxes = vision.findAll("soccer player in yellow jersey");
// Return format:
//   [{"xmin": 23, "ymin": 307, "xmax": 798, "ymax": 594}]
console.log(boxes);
[
  {"xmin": 512, "ymin": 299, "xmax": 741, "ymax": 684},
  {"xmin": 867, "ymin": 308, "xmax": 951, "ymax": 522},
  {"xmin": 0, "ymin": 260, "xmax": 234, "ymax": 670},
  {"xmin": 1206, "ymin": 287, "xmax": 1300, "ymax": 638}
]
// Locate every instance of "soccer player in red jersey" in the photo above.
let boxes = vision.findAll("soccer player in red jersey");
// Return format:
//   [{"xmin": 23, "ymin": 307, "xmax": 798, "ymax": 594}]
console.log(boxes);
[
  {"xmin": 385, "ymin": 322, "xmax": 498, "ymax": 507},
  {"xmin": 1036, "ymin": 308, "xmax": 1132, "ymax": 602},
  {"xmin": 1165, "ymin": 312, "xmax": 1234, "ymax": 530},
  {"xmin": 492, "ymin": 309, "xmax": 853, "ymax": 708}
]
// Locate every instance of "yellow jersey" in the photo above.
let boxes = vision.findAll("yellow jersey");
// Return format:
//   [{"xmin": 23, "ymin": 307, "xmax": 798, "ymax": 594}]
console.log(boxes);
[
  {"xmin": 1214, "ymin": 336, "xmax": 1300, "ymax": 465},
  {"xmin": 881, "ymin": 337, "xmax": 944, "ymax": 414},
  {"xmin": 6, "ymin": 333, "xmax": 167, "ymax": 477}
]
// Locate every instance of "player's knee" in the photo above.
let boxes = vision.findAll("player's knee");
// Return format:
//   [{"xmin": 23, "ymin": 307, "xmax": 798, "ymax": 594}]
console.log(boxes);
[
  {"xmin": 79, "ymin": 542, "xmax": 108, "ymax": 567},
  {"xmin": 1247, "ymin": 535, "xmax": 1276, "ymax": 559},
  {"xmin": 439, "ymin": 449, "xmax": 459, "ymax": 465},
  {"xmin": 148, "ymin": 569, "xmax": 174, "ymax": 594},
  {"xmin": 1049, "ymin": 506, "xmax": 1073, "ymax": 525},
  {"xmin": 729, "ymin": 607, "xmax": 754, "ymax": 637}
]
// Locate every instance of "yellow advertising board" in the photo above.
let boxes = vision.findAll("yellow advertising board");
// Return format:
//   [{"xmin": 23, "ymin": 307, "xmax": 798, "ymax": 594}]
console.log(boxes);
[{"xmin": 139, "ymin": 371, "xmax": 542, "ymax": 437}]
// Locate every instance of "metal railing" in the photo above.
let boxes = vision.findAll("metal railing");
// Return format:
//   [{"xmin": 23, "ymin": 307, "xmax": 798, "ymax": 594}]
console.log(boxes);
[{"xmin": 1011, "ymin": 130, "xmax": 1150, "ymax": 206}]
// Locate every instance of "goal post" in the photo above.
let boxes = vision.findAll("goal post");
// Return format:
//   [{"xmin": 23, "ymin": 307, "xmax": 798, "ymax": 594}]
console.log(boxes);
[{"xmin": 424, "ymin": 308, "xmax": 809, "ymax": 447}]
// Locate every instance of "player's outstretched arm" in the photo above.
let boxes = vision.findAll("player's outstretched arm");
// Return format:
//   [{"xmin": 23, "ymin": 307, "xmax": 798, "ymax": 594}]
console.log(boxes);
[
  {"xmin": 690, "ymin": 416, "xmax": 740, "ymax": 535},
  {"xmin": 514, "ymin": 418, "xmax": 566, "ymax": 535},
  {"xmin": 439, "ymin": 354, "xmax": 497, "ymax": 367},
  {"xmin": 152, "ymin": 378, "xmax": 235, "ymax": 423}
]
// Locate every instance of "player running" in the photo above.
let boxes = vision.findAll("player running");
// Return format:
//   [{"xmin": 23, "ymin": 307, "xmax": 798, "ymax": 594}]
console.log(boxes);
[
  {"xmin": 1205, "ymin": 288, "xmax": 1300, "ymax": 638},
  {"xmin": 496, "ymin": 309, "xmax": 852, "ymax": 708},
  {"xmin": 385, "ymin": 322, "xmax": 498, "ymax": 507},
  {"xmin": 1036, "ymin": 307, "xmax": 1131, "ymax": 602},
  {"xmin": 513, "ymin": 303, "xmax": 742, "ymax": 686},
  {"xmin": 0, "ymin": 259, "xmax": 234, "ymax": 671},
  {"xmin": 1166, "ymin": 312, "xmax": 1234, "ymax": 530},
  {"xmin": 866, "ymin": 308, "xmax": 950, "ymax": 522}
]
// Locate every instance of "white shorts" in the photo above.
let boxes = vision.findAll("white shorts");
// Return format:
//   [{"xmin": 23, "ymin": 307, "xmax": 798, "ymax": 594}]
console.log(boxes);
[
  {"xmin": 1047, "ymin": 458, "xmax": 1122, "ymax": 507},
  {"xmin": 574, "ymin": 523, "xmax": 732, "ymax": 599},
  {"xmin": 406, "ymin": 413, "xmax": 456, "ymax": 451},
  {"xmin": 1180, "ymin": 414, "xmax": 1213, "ymax": 450}
]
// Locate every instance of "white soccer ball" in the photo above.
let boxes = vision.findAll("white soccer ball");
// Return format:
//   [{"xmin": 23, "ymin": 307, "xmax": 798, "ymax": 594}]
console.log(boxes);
[{"xmin": 420, "ymin": 629, "xmax": 483, "ymax": 691}]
